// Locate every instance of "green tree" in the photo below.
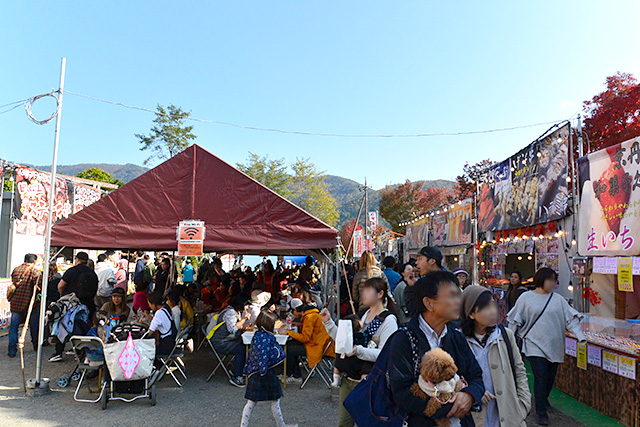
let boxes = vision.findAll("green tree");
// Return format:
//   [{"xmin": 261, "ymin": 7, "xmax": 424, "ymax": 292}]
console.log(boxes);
[
  {"xmin": 290, "ymin": 158, "xmax": 339, "ymax": 227},
  {"xmin": 3, "ymin": 177, "xmax": 13, "ymax": 192},
  {"xmin": 136, "ymin": 104, "xmax": 196, "ymax": 165},
  {"xmin": 237, "ymin": 153, "xmax": 292, "ymax": 198},
  {"xmin": 76, "ymin": 168, "xmax": 125, "ymax": 187}
]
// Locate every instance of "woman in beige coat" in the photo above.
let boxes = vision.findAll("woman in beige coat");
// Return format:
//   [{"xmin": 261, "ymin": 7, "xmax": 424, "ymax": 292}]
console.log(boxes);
[
  {"xmin": 460, "ymin": 286, "xmax": 531, "ymax": 427},
  {"xmin": 352, "ymin": 251, "xmax": 389, "ymax": 311}
]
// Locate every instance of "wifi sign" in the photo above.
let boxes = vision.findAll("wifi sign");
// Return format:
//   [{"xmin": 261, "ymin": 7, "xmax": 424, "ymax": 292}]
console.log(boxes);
[
  {"xmin": 184, "ymin": 227, "xmax": 199, "ymax": 238},
  {"xmin": 178, "ymin": 222, "xmax": 204, "ymax": 241}
]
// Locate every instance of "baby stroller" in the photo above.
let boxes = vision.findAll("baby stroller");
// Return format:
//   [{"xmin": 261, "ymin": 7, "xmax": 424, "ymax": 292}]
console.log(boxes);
[
  {"xmin": 100, "ymin": 323, "xmax": 157, "ymax": 409},
  {"xmin": 67, "ymin": 323, "xmax": 158, "ymax": 409}
]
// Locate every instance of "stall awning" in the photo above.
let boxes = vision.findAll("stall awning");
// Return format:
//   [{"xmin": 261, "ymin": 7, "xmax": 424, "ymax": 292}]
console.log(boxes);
[{"xmin": 51, "ymin": 145, "xmax": 338, "ymax": 253}]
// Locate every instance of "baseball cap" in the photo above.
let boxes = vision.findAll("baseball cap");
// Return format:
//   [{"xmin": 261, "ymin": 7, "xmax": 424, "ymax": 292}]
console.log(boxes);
[
  {"xmin": 290, "ymin": 298, "xmax": 304, "ymax": 311},
  {"xmin": 111, "ymin": 287, "xmax": 125, "ymax": 296},
  {"xmin": 418, "ymin": 246, "xmax": 443, "ymax": 266},
  {"xmin": 75, "ymin": 251, "xmax": 89, "ymax": 261}
]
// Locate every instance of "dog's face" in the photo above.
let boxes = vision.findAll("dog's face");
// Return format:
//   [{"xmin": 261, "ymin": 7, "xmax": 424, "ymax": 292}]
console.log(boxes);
[{"xmin": 420, "ymin": 348, "xmax": 458, "ymax": 383}]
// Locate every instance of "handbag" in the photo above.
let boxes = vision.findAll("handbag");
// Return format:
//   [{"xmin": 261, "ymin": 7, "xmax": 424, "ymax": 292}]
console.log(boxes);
[{"xmin": 516, "ymin": 292, "xmax": 553, "ymax": 351}]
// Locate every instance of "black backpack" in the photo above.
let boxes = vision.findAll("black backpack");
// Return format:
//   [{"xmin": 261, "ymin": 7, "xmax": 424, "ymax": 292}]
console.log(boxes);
[{"xmin": 76, "ymin": 268, "xmax": 98, "ymax": 302}]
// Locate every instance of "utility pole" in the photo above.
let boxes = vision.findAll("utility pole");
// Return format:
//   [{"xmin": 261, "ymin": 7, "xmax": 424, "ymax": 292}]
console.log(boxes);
[
  {"xmin": 364, "ymin": 178, "xmax": 369, "ymax": 250},
  {"xmin": 34, "ymin": 57, "xmax": 66, "ymax": 391}
]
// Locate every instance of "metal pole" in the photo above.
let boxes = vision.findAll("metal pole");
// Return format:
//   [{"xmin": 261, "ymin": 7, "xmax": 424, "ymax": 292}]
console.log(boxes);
[
  {"xmin": 335, "ymin": 244, "xmax": 341, "ymax": 321},
  {"xmin": 35, "ymin": 57, "xmax": 66, "ymax": 385},
  {"xmin": 577, "ymin": 114, "xmax": 584, "ymax": 158},
  {"xmin": 364, "ymin": 178, "xmax": 369, "ymax": 248}
]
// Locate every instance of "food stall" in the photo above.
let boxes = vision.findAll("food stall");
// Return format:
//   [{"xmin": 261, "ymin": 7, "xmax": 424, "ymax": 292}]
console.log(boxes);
[{"xmin": 555, "ymin": 136, "xmax": 640, "ymax": 426}]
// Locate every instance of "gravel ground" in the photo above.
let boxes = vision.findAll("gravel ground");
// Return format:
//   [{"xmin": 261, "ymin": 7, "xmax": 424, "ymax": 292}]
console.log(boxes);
[{"xmin": 0, "ymin": 334, "xmax": 584, "ymax": 427}]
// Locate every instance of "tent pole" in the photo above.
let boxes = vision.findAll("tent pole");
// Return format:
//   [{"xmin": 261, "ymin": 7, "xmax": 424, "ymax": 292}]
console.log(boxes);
[
  {"xmin": 335, "ymin": 244, "xmax": 341, "ymax": 321},
  {"xmin": 36, "ymin": 57, "xmax": 66, "ymax": 386}
]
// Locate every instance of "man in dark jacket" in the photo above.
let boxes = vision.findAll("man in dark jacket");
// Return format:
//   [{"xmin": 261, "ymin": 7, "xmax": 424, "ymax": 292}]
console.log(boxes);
[
  {"xmin": 404, "ymin": 246, "xmax": 443, "ymax": 316},
  {"xmin": 388, "ymin": 271, "xmax": 484, "ymax": 426}
]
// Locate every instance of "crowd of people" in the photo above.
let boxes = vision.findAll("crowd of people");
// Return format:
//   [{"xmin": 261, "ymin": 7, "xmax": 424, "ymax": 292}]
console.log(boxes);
[{"xmin": 6, "ymin": 246, "xmax": 584, "ymax": 426}]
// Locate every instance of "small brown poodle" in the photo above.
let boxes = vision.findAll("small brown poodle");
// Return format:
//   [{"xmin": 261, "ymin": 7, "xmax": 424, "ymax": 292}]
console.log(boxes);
[{"xmin": 410, "ymin": 348, "xmax": 466, "ymax": 427}]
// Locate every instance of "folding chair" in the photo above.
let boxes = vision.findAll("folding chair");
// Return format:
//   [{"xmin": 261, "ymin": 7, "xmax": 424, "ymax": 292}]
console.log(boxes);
[
  {"xmin": 300, "ymin": 340, "xmax": 334, "ymax": 390},
  {"xmin": 69, "ymin": 336, "xmax": 107, "ymax": 403},
  {"xmin": 199, "ymin": 316, "xmax": 235, "ymax": 382},
  {"xmin": 156, "ymin": 325, "xmax": 193, "ymax": 388}
]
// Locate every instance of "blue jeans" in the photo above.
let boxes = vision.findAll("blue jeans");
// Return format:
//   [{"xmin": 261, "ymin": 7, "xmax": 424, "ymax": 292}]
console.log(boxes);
[
  {"xmin": 8, "ymin": 310, "xmax": 40, "ymax": 356},
  {"xmin": 230, "ymin": 342, "xmax": 246, "ymax": 377}
]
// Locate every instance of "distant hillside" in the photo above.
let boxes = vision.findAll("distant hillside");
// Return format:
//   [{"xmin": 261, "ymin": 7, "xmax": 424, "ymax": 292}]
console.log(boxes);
[
  {"xmin": 32, "ymin": 163, "xmax": 453, "ymax": 228},
  {"xmin": 324, "ymin": 175, "xmax": 455, "ymax": 228},
  {"xmin": 36, "ymin": 163, "xmax": 148, "ymax": 183}
]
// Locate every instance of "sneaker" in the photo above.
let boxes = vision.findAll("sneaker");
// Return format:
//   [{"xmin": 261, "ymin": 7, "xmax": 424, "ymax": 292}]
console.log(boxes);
[
  {"xmin": 229, "ymin": 376, "xmax": 246, "ymax": 388},
  {"xmin": 537, "ymin": 413, "xmax": 549, "ymax": 426},
  {"xmin": 48, "ymin": 354, "xmax": 63, "ymax": 362},
  {"xmin": 65, "ymin": 350, "xmax": 75, "ymax": 356},
  {"xmin": 285, "ymin": 376, "xmax": 303, "ymax": 385}
]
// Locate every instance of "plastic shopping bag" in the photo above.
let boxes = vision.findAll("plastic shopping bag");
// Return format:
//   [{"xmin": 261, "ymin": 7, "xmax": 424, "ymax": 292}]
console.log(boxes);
[{"xmin": 335, "ymin": 319, "xmax": 354, "ymax": 355}]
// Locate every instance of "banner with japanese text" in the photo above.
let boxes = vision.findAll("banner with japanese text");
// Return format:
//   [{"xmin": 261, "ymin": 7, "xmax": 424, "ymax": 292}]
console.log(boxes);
[
  {"xmin": 477, "ymin": 123, "xmax": 570, "ymax": 231},
  {"xmin": 578, "ymin": 136, "xmax": 640, "ymax": 256},
  {"xmin": 433, "ymin": 214, "xmax": 447, "ymax": 246},
  {"xmin": 445, "ymin": 198, "xmax": 473, "ymax": 245}
]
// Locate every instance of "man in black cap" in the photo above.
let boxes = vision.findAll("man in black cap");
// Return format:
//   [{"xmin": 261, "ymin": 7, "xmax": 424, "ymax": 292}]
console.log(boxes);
[{"xmin": 404, "ymin": 246, "xmax": 443, "ymax": 316}]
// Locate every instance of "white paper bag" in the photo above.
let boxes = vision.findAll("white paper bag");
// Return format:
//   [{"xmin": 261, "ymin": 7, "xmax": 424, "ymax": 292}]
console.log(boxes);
[{"xmin": 335, "ymin": 319, "xmax": 354, "ymax": 355}]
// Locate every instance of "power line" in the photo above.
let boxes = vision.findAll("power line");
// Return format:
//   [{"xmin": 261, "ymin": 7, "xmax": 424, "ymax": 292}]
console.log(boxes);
[{"xmin": 63, "ymin": 89, "xmax": 567, "ymax": 138}]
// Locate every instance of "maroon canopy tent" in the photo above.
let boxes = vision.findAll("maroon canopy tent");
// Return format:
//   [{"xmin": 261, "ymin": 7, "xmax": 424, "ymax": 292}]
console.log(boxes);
[{"xmin": 51, "ymin": 145, "xmax": 338, "ymax": 253}]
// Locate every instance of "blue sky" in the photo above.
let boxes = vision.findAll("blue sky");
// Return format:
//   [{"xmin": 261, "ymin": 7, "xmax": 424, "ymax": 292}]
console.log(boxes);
[{"xmin": 2, "ymin": 2, "xmax": 639, "ymax": 189}]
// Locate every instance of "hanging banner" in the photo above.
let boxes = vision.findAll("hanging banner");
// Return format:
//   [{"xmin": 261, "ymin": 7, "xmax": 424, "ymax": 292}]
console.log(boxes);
[
  {"xmin": 478, "ymin": 123, "xmax": 570, "ymax": 231},
  {"xmin": 13, "ymin": 167, "xmax": 73, "ymax": 236},
  {"xmin": 368, "ymin": 212, "xmax": 378, "ymax": 232},
  {"xmin": 73, "ymin": 184, "xmax": 101, "ymax": 213},
  {"xmin": 577, "ymin": 342, "xmax": 587, "ymax": 370},
  {"xmin": 578, "ymin": 137, "xmax": 640, "ymax": 256},
  {"xmin": 618, "ymin": 257, "xmax": 634, "ymax": 292},
  {"xmin": 405, "ymin": 218, "xmax": 429, "ymax": 250},
  {"xmin": 445, "ymin": 199, "xmax": 472, "ymax": 246},
  {"xmin": 433, "ymin": 214, "xmax": 447, "ymax": 246},
  {"xmin": 353, "ymin": 229, "xmax": 364, "ymax": 258}
]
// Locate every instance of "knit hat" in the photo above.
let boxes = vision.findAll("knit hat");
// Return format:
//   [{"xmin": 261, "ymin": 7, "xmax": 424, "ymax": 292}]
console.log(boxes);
[{"xmin": 460, "ymin": 285, "xmax": 491, "ymax": 319}]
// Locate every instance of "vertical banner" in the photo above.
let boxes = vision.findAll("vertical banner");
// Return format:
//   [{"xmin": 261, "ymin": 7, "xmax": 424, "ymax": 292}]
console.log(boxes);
[
  {"xmin": 578, "ymin": 137, "xmax": 640, "ymax": 256},
  {"xmin": 353, "ymin": 229, "xmax": 364, "ymax": 258},
  {"xmin": 368, "ymin": 211, "xmax": 378, "ymax": 232}
]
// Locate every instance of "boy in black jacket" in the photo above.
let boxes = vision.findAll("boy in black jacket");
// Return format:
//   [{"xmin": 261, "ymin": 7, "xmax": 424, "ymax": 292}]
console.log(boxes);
[{"xmin": 387, "ymin": 271, "xmax": 484, "ymax": 426}]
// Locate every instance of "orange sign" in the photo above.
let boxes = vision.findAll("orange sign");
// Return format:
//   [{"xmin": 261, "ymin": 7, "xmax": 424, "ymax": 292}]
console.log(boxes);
[
  {"xmin": 177, "ymin": 220, "xmax": 205, "ymax": 256},
  {"xmin": 178, "ymin": 242, "xmax": 204, "ymax": 256}
]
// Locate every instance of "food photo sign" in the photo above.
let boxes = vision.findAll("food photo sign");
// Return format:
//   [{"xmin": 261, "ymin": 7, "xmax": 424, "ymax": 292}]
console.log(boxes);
[
  {"xmin": 578, "ymin": 137, "xmax": 640, "ymax": 256},
  {"xmin": 478, "ymin": 123, "xmax": 570, "ymax": 231}
]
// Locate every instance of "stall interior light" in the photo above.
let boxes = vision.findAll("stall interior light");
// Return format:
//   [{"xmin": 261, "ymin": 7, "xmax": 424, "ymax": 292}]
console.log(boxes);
[
  {"xmin": 528, "ymin": 256, "xmax": 533, "ymax": 260},
  {"xmin": 537, "ymin": 152, "xmax": 542, "ymax": 158},
  {"xmin": 572, "ymin": 239, "xmax": 577, "ymax": 246},
  {"xmin": 532, "ymin": 236, "xmax": 538, "ymax": 241},
  {"xmin": 454, "ymin": 257, "xmax": 458, "ymax": 261},
  {"xmin": 568, "ymin": 285, "xmax": 574, "ymax": 292},
  {"xmin": 518, "ymin": 256, "xmax": 523, "ymax": 260}
]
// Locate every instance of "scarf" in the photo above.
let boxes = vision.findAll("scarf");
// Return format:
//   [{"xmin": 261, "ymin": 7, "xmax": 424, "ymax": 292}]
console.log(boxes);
[{"xmin": 418, "ymin": 374, "xmax": 461, "ymax": 404}]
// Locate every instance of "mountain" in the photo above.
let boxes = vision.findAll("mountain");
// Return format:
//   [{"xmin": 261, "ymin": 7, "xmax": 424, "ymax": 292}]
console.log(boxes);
[
  {"xmin": 35, "ymin": 163, "xmax": 148, "ymax": 183},
  {"xmin": 33, "ymin": 163, "xmax": 454, "ymax": 228},
  {"xmin": 324, "ymin": 175, "xmax": 455, "ymax": 228}
]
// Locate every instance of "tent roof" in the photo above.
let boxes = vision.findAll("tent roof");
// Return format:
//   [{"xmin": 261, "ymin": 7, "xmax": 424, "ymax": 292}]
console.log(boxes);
[{"xmin": 51, "ymin": 145, "xmax": 338, "ymax": 253}]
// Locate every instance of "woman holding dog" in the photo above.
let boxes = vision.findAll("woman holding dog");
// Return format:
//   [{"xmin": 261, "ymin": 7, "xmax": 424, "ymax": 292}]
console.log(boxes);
[{"xmin": 461, "ymin": 285, "xmax": 531, "ymax": 427}]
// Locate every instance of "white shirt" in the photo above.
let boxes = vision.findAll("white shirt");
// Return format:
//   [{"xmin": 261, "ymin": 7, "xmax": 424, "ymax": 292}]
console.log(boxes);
[
  {"xmin": 171, "ymin": 305, "xmax": 181, "ymax": 331},
  {"xmin": 418, "ymin": 315, "xmax": 460, "ymax": 427},
  {"xmin": 150, "ymin": 307, "xmax": 173, "ymax": 338}
]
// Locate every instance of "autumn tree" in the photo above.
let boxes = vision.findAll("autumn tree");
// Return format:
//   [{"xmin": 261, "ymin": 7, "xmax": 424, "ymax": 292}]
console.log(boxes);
[
  {"xmin": 237, "ymin": 155, "xmax": 339, "ymax": 227},
  {"xmin": 379, "ymin": 180, "xmax": 455, "ymax": 233},
  {"xmin": 136, "ymin": 104, "xmax": 196, "ymax": 165},
  {"xmin": 237, "ymin": 153, "xmax": 292, "ymax": 198},
  {"xmin": 583, "ymin": 72, "xmax": 640, "ymax": 152},
  {"xmin": 455, "ymin": 159, "xmax": 494, "ymax": 198},
  {"xmin": 77, "ymin": 168, "xmax": 125, "ymax": 188}
]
